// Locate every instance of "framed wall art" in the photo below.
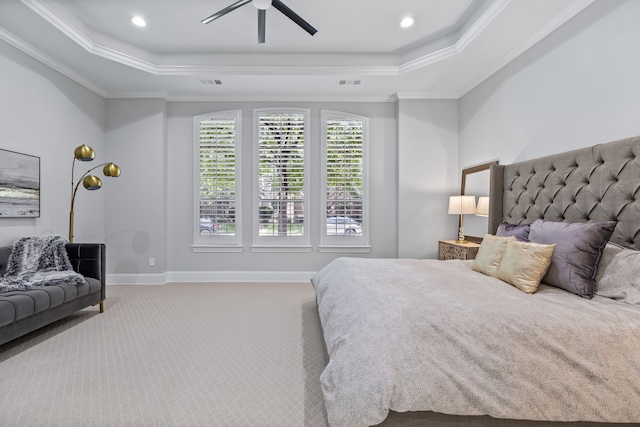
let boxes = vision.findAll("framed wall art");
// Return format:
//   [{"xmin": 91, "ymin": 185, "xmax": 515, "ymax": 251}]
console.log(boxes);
[{"xmin": 0, "ymin": 148, "xmax": 40, "ymax": 217}]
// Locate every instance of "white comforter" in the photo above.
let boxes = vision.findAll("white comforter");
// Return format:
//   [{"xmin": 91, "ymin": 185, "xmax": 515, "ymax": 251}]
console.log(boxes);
[{"xmin": 311, "ymin": 257, "xmax": 640, "ymax": 427}]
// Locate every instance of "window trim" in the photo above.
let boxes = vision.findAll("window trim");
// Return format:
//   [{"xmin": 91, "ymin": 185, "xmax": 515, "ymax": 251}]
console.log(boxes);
[
  {"xmin": 192, "ymin": 110, "xmax": 243, "ymax": 252},
  {"xmin": 320, "ymin": 110, "xmax": 370, "ymax": 252},
  {"xmin": 252, "ymin": 108, "xmax": 310, "ymax": 251}
]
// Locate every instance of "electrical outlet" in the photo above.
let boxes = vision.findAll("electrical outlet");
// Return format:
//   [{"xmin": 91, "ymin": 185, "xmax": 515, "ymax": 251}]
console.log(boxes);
[{"xmin": 149, "ymin": 257, "xmax": 155, "ymax": 267}]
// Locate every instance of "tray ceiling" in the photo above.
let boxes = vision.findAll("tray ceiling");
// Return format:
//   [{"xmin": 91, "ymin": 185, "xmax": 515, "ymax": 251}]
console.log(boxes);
[{"xmin": 0, "ymin": 0, "xmax": 595, "ymax": 101}]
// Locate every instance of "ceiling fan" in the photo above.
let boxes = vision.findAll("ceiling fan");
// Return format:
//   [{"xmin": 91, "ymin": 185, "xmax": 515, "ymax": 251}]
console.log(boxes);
[{"xmin": 201, "ymin": 0, "xmax": 317, "ymax": 44}]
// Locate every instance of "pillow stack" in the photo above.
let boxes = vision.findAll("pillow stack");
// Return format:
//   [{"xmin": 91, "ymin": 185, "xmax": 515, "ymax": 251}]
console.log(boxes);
[
  {"xmin": 473, "ymin": 220, "xmax": 616, "ymax": 297},
  {"xmin": 472, "ymin": 234, "xmax": 555, "ymax": 294}
]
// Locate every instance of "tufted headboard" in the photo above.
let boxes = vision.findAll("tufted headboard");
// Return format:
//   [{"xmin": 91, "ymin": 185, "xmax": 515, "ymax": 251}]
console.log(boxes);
[{"xmin": 488, "ymin": 135, "xmax": 640, "ymax": 250}]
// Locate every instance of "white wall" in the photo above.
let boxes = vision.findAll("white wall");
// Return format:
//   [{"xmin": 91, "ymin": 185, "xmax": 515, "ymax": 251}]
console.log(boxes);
[
  {"xmin": 0, "ymin": 41, "xmax": 399, "ymax": 279},
  {"xmin": 460, "ymin": 0, "xmax": 640, "ymax": 168},
  {"xmin": 105, "ymin": 99, "xmax": 168, "ymax": 277},
  {"xmin": 103, "ymin": 100, "xmax": 397, "ymax": 280},
  {"xmin": 397, "ymin": 99, "xmax": 459, "ymax": 259},
  {"xmin": 0, "ymin": 39, "xmax": 106, "ymax": 246}
]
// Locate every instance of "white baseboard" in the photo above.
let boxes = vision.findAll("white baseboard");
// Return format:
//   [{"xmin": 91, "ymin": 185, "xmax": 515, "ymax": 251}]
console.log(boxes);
[
  {"xmin": 107, "ymin": 273, "xmax": 168, "ymax": 285},
  {"xmin": 106, "ymin": 270, "xmax": 316, "ymax": 285}
]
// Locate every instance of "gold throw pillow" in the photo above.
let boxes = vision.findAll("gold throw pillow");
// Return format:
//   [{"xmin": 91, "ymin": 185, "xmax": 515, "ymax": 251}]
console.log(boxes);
[
  {"xmin": 494, "ymin": 240, "xmax": 556, "ymax": 293},
  {"xmin": 472, "ymin": 234, "xmax": 516, "ymax": 276}
]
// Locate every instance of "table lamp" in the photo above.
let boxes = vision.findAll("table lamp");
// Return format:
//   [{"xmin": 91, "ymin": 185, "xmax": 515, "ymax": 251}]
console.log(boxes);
[{"xmin": 448, "ymin": 195, "xmax": 476, "ymax": 243}]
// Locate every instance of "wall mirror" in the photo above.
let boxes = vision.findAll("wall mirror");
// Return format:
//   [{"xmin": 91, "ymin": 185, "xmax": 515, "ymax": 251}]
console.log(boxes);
[{"xmin": 460, "ymin": 161, "xmax": 498, "ymax": 243}]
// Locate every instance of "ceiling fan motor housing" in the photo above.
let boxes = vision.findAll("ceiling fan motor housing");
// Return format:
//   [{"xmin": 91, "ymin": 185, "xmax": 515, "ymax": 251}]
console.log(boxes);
[
  {"xmin": 253, "ymin": 0, "xmax": 272, "ymax": 10},
  {"xmin": 202, "ymin": 0, "xmax": 317, "ymax": 44}
]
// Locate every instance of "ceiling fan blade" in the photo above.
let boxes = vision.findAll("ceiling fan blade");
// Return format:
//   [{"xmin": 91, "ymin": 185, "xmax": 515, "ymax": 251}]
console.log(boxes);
[
  {"xmin": 258, "ymin": 9, "xmax": 266, "ymax": 43},
  {"xmin": 201, "ymin": 0, "xmax": 252, "ymax": 24},
  {"xmin": 271, "ymin": 0, "xmax": 317, "ymax": 36}
]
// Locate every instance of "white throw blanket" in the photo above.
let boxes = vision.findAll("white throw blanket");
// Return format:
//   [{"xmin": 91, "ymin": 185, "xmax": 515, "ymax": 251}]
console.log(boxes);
[{"xmin": 0, "ymin": 235, "xmax": 85, "ymax": 293}]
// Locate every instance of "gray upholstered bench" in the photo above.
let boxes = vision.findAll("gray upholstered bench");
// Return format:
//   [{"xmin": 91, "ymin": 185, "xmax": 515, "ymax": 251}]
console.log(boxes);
[{"xmin": 0, "ymin": 243, "xmax": 105, "ymax": 345}]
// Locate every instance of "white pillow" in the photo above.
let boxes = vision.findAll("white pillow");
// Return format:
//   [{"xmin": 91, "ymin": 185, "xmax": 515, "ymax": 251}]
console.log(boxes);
[
  {"xmin": 494, "ymin": 240, "xmax": 556, "ymax": 294},
  {"xmin": 472, "ymin": 234, "xmax": 516, "ymax": 276}
]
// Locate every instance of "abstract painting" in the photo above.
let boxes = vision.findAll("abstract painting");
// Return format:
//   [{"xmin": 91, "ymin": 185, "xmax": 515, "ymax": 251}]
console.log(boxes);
[{"xmin": 0, "ymin": 149, "xmax": 40, "ymax": 217}]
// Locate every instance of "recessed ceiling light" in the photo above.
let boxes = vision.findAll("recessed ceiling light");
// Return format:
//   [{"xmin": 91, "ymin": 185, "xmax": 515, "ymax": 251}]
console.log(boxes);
[
  {"xmin": 131, "ymin": 16, "xmax": 146, "ymax": 27},
  {"xmin": 400, "ymin": 17, "xmax": 415, "ymax": 28}
]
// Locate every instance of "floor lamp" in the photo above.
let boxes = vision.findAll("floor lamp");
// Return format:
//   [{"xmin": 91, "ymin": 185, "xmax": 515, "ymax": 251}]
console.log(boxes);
[{"xmin": 69, "ymin": 144, "xmax": 121, "ymax": 243}]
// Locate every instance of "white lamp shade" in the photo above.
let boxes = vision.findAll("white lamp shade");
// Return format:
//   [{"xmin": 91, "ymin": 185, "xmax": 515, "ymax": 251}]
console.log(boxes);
[
  {"xmin": 448, "ymin": 195, "xmax": 476, "ymax": 215},
  {"xmin": 476, "ymin": 196, "xmax": 490, "ymax": 217}
]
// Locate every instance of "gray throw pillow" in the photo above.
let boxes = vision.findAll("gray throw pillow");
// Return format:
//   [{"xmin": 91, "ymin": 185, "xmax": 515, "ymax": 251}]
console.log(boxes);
[
  {"xmin": 496, "ymin": 222, "xmax": 531, "ymax": 242},
  {"xmin": 596, "ymin": 248, "xmax": 640, "ymax": 306},
  {"xmin": 594, "ymin": 243, "xmax": 626, "ymax": 285},
  {"xmin": 528, "ymin": 220, "xmax": 617, "ymax": 299}
]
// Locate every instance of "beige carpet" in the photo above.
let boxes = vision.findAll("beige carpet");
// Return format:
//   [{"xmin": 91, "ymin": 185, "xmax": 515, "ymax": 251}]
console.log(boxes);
[{"xmin": 0, "ymin": 282, "xmax": 329, "ymax": 427}]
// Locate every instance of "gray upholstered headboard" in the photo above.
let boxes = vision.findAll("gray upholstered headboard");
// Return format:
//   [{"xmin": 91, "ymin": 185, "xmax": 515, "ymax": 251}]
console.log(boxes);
[{"xmin": 488, "ymin": 135, "xmax": 640, "ymax": 250}]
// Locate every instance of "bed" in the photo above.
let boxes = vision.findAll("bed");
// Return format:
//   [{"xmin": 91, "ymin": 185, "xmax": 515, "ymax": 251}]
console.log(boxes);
[{"xmin": 311, "ymin": 135, "xmax": 640, "ymax": 427}]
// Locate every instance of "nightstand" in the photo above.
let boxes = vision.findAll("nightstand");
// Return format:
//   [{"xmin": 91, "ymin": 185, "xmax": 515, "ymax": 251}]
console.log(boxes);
[{"xmin": 438, "ymin": 240, "xmax": 480, "ymax": 260}]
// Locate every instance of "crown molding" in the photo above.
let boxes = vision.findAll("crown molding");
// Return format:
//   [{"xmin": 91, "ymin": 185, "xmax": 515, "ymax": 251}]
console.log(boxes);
[
  {"xmin": 21, "ymin": 0, "xmax": 161, "ymax": 73},
  {"xmin": 400, "ymin": 0, "xmax": 511, "ymax": 74},
  {"xmin": 0, "ymin": 25, "xmax": 400, "ymax": 102},
  {"xmin": 158, "ymin": 65, "xmax": 400, "ymax": 77},
  {"xmin": 19, "ymin": 0, "xmax": 491, "ymax": 78},
  {"xmin": 21, "ymin": 0, "xmax": 92, "ymax": 51},
  {"xmin": 105, "ymin": 92, "xmax": 399, "ymax": 103},
  {"xmin": 395, "ymin": 92, "xmax": 459, "ymax": 100},
  {"xmin": 457, "ymin": 0, "xmax": 595, "ymax": 97},
  {"xmin": 11, "ymin": 0, "xmax": 596, "ymax": 100},
  {"xmin": 456, "ymin": 0, "xmax": 511, "ymax": 51},
  {"xmin": 0, "ymin": 26, "xmax": 106, "ymax": 96}
]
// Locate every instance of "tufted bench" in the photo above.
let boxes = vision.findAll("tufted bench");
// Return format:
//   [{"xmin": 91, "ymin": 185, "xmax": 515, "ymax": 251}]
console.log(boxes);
[{"xmin": 0, "ymin": 243, "xmax": 105, "ymax": 345}]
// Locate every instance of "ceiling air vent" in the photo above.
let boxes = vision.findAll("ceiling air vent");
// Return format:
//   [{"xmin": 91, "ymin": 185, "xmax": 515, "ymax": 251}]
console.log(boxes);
[
  {"xmin": 338, "ymin": 80, "xmax": 361, "ymax": 86},
  {"xmin": 200, "ymin": 79, "xmax": 222, "ymax": 85}
]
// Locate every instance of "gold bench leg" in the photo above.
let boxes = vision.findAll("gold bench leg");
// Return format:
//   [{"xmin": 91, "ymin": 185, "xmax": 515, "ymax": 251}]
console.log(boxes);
[{"xmin": 99, "ymin": 301, "xmax": 104, "ymax": 313}]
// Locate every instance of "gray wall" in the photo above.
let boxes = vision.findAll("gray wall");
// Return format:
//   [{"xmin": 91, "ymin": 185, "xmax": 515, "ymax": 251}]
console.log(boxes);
[
  {"xmin": 0, "ymin": 39, "xmax": 106, "ymax": 245},
  {"xmin": 103, "ymin": 100, "xmax": 398, "ymax": 281},
  {"xmin": 459, "ymin": 0, "xmax": 640, "ymax": 169},
  {"xmin": 397, "ymin": 99, "xmax": 459, "ymax": 259},
  {"xmin": 105, "ymin": 99, "xmax": 168, "ymax": 277}
]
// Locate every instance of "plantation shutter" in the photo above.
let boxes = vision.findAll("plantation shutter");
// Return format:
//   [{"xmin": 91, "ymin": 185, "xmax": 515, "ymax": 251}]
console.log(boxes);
[
  {"xmin": 325, "ymin": 118, "xmax": 364, "ymax": 234},
  {"xmin": 258, "ymin": 112, "xmax": 305, "ymax": 237},
  {"xmin": 199, "ymin": 117, "xmax": 237, "ymax": 236}
]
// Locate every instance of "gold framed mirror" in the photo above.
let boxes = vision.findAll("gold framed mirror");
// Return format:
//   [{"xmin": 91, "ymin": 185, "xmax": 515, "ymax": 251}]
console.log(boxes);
[{"xmin": 460, "ymin": 160, "xmax": 498, "ymax": 243}]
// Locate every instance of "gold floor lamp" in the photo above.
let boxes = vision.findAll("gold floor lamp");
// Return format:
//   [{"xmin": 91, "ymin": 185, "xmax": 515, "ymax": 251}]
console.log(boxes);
[{"xmin": 69, "ymin": 144, "xmax": 121, "ymax": 243}]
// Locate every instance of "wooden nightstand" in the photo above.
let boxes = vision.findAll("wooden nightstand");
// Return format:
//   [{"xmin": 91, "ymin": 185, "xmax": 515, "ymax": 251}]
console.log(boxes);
[{"xmin": 438, "ymin": 240, "xmax": 480, "ymax": 260}]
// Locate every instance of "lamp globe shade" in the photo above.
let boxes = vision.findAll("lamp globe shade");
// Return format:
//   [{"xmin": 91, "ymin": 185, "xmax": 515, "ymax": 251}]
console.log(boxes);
[
  {"xmin": 103, "ymin": 163, "xmax": 121, "ymax": 177},
  {"xmin": 74, "ymin": 145, "xmax": 95, "ymax": 161},
  {"xmin": 82, "ymin": 175, "xmax": 102, "ymax": 190}
]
